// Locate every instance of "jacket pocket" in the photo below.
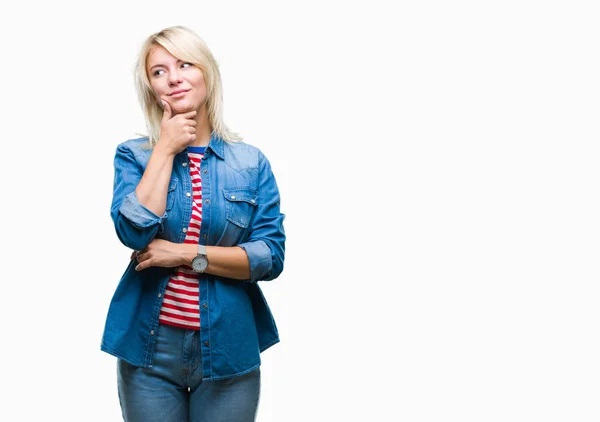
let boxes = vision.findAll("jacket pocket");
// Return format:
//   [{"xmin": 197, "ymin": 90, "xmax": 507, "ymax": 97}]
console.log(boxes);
[
  {"xmin": 166, "ymin": 177, "xmax": 178, "ymax": 211},
  {"xmin": 223, "ymin": 188, "xmax": 258, "ymax": 228}
]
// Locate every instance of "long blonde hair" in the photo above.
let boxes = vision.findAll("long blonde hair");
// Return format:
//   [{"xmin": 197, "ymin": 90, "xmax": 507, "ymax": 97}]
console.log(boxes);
[{"xmin": 133, "ymin": 25, "xmax": 242, "ymax": 146}]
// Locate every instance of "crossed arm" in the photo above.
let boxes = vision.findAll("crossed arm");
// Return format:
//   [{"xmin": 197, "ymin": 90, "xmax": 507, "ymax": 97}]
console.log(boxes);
[
  {"xmin": 132, "ymin": 241, "xmax": 250, "ymax": 280},
  {"xmin": 112, "ymin": 142, "xmax": 284, "ymax": 283}
]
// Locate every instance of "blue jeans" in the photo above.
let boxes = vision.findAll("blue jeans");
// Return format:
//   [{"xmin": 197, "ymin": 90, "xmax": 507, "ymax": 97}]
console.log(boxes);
[{"xmin": 117, "ymin": 324, "xmax": 261, "ymax": 422}]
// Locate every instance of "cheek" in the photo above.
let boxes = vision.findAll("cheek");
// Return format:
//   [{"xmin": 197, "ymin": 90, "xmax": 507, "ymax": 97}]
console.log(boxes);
[
  {"xmin": 195, "ymin": 73, "xmax": 207, "ymax": 92},
  {"xmin": 198, "ymin": 82, "xmax": 208, "ymax": 99},
  {"xmin": 149, "ymin": 82, "xmax": 166, "ymax": 98},
  {"xmin": 154, "ymin": 88, "xmax": 167, "ymax": 99}
]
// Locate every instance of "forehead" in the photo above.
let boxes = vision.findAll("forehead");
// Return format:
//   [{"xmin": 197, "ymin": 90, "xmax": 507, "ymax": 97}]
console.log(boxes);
[{"xmin": 146, "ymin": 45, "xmax": 179, "ymax": 68}]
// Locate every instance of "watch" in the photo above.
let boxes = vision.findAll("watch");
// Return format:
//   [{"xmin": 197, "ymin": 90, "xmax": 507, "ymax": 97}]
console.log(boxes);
[{"xmin": 191, "ymin": 244, "xmax": 209, "ymax": 273}]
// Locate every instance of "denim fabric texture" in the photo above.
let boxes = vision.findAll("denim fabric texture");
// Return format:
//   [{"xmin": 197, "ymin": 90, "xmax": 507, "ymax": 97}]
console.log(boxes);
[
  {"xmin": 117, "ymin": 323, "xmax": 261, "ymax": 422},
  {"xmin": 101, "ymin": 133, "xmax": 286, "ymax": 380}
]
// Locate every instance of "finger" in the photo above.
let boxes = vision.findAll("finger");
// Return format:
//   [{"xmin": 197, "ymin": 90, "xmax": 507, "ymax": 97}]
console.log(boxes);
[
  {"xmin": 160, "ymin": 97, "xmax": 173, "ymax": 121},
  {"xmin": 135, "ymin": 257, "xmax": 150, "ymax": 271},
  {"xmin": 181, "ymin": 110, "xmax": 197, "ymax": 120},
  {"xmin": 130, "ymin": 251, "xmax": 137, "ymax": 260}
]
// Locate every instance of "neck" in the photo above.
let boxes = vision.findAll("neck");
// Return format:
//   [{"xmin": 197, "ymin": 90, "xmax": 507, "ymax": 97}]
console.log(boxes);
[
  {"xmin": 190, "ymin": 104, "xmax": 213, "ymax": 147},
  {"xmin": 190, "ymin": 126, "xmax": 212, "ymax": 147}
]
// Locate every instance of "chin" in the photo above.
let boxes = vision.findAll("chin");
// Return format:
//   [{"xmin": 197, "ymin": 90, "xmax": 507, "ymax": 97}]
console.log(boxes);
[{"xmin": 173, "ymin": 101, "xmax": 198, "ymax": 114}]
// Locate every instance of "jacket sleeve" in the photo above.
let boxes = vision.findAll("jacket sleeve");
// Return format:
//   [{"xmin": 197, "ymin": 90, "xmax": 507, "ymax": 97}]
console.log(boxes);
[
  {"xmin": 110, "ymin": 143, "xmax": 165, "ymax": 251},
  {"xmin": 237, "ymin": 151, "xmax": 286, "ymax": 282}
]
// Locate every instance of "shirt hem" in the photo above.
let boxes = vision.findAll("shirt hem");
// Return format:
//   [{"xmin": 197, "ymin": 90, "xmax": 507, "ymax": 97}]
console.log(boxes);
[
  {"xmin": 100, "ymin": 344, "xmax": 147, "ymax": 368},
  {"xmin": 203, "ymin": 362, "xmax": 261, "ymax": 382}
]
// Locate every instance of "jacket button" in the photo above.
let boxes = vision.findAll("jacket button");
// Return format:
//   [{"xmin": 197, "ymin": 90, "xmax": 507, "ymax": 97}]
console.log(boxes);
[
  {"xmin": 204, "ymin": 199, "xmax": 210, "ymax": 204},
  {"xmin": 204, "ymin": 341, "xmax": 210, "ymax": 347},
  {"xmin": 182, "ymin": 162, "xmax": 187, "ymax": 167},
  {"xmin": 203, "ymin": 169, "xmax": 208, "ymax": 174},
  {"xmin": 202, "ymin": 303, "xmax": 208, "ymax": 309},
  {"xmin": 150, "ymin": 330, "xmax": 155, "ymax": 335},
  {"xmin": 186, "ymin": 192, "xmax": 191, "ymax": 197}
]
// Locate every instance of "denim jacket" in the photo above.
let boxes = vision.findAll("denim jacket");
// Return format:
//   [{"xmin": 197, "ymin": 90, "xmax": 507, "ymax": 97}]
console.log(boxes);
[{"xmin": 100, "ymin": 134, "xmax": 286, "ymax": 380}]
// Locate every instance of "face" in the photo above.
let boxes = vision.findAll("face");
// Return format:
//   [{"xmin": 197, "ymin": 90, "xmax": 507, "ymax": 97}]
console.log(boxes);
[{"xmin": 146, "ymin": 45, "xmax": 208, "ymax": 115}]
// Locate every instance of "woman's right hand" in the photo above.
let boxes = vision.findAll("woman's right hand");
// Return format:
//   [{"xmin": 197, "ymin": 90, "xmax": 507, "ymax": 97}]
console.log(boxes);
[{"xmin": 156, "ymin": 97, "xmax": 197, "ymax": 155}]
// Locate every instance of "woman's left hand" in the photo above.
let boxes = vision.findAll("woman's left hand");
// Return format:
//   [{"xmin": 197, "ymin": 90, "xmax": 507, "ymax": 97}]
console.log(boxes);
[{"xmin": 133, "ymin": 239, "xmax": 187, "ymax": 271}]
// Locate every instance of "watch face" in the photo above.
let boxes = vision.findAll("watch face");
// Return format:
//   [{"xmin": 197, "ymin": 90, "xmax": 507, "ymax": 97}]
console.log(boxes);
[{"xmin": 192, "ymin": 255, "xmax": 208, "ymax": 272}]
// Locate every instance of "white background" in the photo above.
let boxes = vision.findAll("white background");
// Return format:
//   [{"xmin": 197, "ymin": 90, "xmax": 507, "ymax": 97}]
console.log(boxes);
[{"xmin": 1, "ymin": 0, "xmax": 599, "ymax": 421}]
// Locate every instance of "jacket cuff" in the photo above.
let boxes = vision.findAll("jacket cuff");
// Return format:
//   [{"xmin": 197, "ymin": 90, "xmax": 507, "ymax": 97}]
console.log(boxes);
[
  {"xmin": 119, "ymin": 191, "xmax": 166, "ymax": 228},
  {"xmin": 238, "ymin": 240, "xmax": 273, "ymax": 282}
]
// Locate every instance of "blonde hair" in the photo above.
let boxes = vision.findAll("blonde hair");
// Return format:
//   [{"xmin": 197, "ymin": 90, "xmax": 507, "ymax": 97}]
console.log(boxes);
[{"xmin": 133, "ymin": 25, "xmax": 242, "ymax": 146}]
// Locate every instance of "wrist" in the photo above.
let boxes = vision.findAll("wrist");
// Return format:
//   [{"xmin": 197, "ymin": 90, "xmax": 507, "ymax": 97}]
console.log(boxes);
[
  {"xmin": 154, "ymin": 140, "xmax": 177, "ymax": 157},
  {"xmin": 180, "ymin": 243, "xmax": 197, "ymax": 266},
  {"xmin": 191, "ymin": 244, "xmax": 209, "ymax": 273}
]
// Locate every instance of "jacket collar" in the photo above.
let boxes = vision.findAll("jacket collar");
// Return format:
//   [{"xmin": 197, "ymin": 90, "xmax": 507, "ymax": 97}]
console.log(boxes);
[{"xmin": 206, "ymin": 132, "xmax": 225, "ymax": 160}]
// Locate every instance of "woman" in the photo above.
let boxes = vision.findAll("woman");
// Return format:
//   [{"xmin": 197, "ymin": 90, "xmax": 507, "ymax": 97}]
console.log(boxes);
[{"xmin": 100, "ymin": 25, "xmax": 286, "ymax": 422}]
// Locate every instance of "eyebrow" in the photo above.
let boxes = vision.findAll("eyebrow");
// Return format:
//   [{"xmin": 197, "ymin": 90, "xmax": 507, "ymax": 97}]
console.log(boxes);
[{"xmin": 149, "ymin": 60, "xmax": 184, "ymax": 71}]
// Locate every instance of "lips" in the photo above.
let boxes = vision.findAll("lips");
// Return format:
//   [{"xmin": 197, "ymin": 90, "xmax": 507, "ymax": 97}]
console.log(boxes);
[{"xmin": 169, "ymin": 89, "xmax": 190, "ymax": 97}]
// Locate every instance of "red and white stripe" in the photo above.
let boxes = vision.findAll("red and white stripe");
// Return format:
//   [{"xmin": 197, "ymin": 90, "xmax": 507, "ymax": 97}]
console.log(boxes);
[{"xmin": 159, "ymin": 151, "xmax": 203, "ymax": 329}]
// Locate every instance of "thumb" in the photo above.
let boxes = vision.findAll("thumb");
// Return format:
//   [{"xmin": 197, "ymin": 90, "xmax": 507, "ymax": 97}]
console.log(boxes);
[{"xmin": 161, "ymin": 98, "xmax": 172, "ymax": 120}]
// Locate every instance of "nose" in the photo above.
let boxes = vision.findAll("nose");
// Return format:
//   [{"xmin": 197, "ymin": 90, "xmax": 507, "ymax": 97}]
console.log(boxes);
[{"xmin": 168, "ymin": 69, "xmax": 183, "ymax": 86}]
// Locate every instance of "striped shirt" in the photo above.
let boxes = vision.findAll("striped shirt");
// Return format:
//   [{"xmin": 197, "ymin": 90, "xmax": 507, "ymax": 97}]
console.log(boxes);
[{"xmin": 159, "ymin": 146, "xmax": 205, "ymax": 329}]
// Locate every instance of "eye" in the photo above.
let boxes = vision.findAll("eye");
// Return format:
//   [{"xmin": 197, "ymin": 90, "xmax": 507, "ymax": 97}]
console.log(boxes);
[
  {"xmin": 152, "ymin": 69, "xmax": 165, "ymax": 77},
  {"xmin": 181, "ymin": 62, "xmax": 193, "ymax": 69}
]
